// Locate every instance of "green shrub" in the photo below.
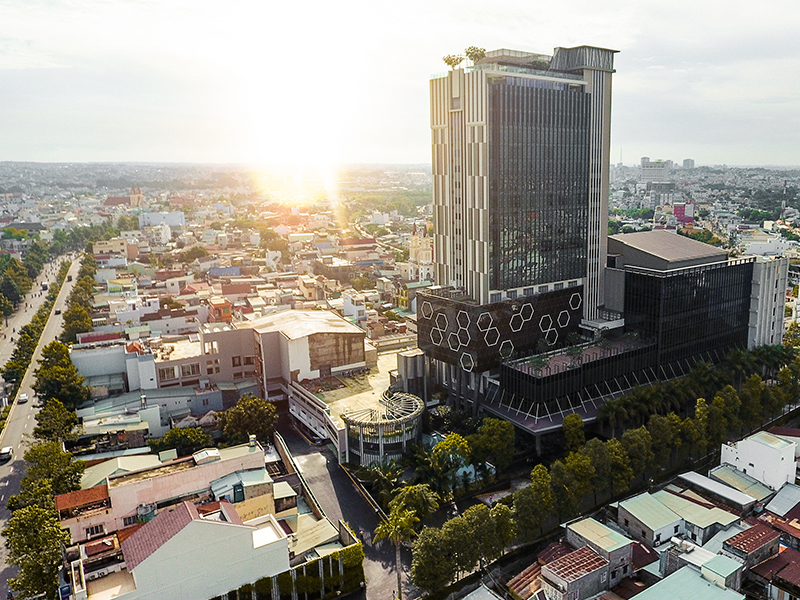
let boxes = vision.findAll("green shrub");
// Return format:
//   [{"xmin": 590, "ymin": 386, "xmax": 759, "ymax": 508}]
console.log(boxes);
[{"xmin": 254, "ymin": 577, "xmax": 272, "ymax": 600}]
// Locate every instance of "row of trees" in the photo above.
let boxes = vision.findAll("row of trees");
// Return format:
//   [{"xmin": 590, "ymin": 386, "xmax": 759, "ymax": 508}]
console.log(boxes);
[
  {"xmin": 1, "ymin": 261, "xmax": 71, "ymax": 394},
  {"xmin": 599, "ymin": 345, "xmax": 797, "ymax": 434},
  {"xmin": 60, "ymin": 254, "xmax": 97, "ymax": 344}
]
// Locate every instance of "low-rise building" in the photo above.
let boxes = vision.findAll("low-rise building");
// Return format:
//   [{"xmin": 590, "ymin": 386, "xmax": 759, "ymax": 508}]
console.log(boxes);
[{"xmin": 721, "ymin": 431, "xmax": 796, "ymax": 492}]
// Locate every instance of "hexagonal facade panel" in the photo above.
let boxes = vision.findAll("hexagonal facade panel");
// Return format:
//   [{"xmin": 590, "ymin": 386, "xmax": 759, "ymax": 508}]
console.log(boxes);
[
  {"xmin": 545, "ymin": 328, "xmax": 559, "ymax": 345},
  {"xmin": 510, "ymin": 313, "xmax": 525, "ymax": 332},
  {"xmin": 484, "ymin": 327, "xmax": 500, "ymax": 347},
  {"xmin": 460, "ymin": 352, "xmax": 475, "ymax": 372},
  {"xmin": 569, "ymin": 293, "xmax": 582, "ymax": 311},
  {"xmin": 499, "ymin": 340, "xmax": 514, "ymax": 359},
  {"xmin": 458, "ymin": 328, "xmax": 471, "ymax": 345},
  {"xmin": 435, "ymin": 313, "xmax": 449, "ymax": 331},
  {"xmin": 520, "ymin": 303, "xmax": 534, "ymax": 321},
  {"xmin": 539, "ymin": 314, "xmax": 553, "ymax": 333},
  {"xmin": 456, "ymin": 310, "xmax": 471, "ymax": 329},
  {"xmin": 558, "ymin": 310, "xmax": 570, "ymax": 328},
  {"xmin": 476, "ymin": 312, "xmax": 493, "ymax": 332},
  {"xmin": 448, "ymin": 332, "xmax": 462, "ymax": 351},
  {"xmin": 430, "ymin": 328, "xmax": 444, "ymax": 346},
  {"xmin": 421, "ymin": 301, "xmax": 434, "ymax": 320}
]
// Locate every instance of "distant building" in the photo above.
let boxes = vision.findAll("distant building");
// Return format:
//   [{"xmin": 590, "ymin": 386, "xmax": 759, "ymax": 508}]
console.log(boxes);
[
  {"xmin": 683, "ymin": 158, "xmax": 696, "ymax": 169},
  {"xmin": 641, "ymin": 157, "xmax": 672, "ymax": 182}
]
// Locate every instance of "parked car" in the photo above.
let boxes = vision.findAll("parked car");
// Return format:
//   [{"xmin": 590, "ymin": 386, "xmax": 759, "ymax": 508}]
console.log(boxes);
[
  {"xmin": 55, "ymin": 309, "xmax": 61, "ymax": 315},
  {"xmin": 18, "ymin": 393, "xmax": 28, "ymax": 404},
  {"xmin": 0, "ymin": 447, "xmax": 12, "ymax": 462}
]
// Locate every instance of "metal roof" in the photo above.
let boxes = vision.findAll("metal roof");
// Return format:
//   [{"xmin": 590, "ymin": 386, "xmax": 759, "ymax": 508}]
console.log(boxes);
[
  {"xmin": 702, "ymin": 554, "xmax": 742, "ymax": 579},
  {"xmin": 632, "ymin": 565, "xmax": 745, "ymax": 600},
  {"xmin": 652, "ymin": 491, "xmax": 739, "ymax": 529},
  {"xmin": 766, "ymin": 483, "xmax": 800, "ymax": 517},
  {"xmin": 677, "ymin": 471, "xmax": 756, "ymax": 507},
  {"xmin": 619, "ymin": 493, "xmax": 681, "ymax": 531},
  {"xmin": 568, "ymin": 518, "xmax": 630, "ymax": 552},
  {"xmin": 609, "ymin": 230, "xmax": 727, "ymax": 264},
  {"xmin": 708, "ymin": 465, "xmax": 774, "ymax": 502}
]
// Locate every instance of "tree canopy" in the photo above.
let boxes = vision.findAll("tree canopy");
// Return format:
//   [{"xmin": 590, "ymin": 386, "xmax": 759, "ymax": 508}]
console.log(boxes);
[
  {"xmin": 218, "ymin": 393, "xmax": 278, "ymax": 444},
  {"xmin": 148, "ymin": 427, "xmax": 213, "ymax": 457}
]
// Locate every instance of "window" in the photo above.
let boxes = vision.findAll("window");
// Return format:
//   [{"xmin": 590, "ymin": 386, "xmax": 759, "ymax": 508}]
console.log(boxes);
[
  {"xmin": 123, "ymin": 515, "xmax": 138, "ymax": 527},
  {"xmin": 181, "ymin": 363, "xmax": 200, "ymax": 377},
  {"xmin": 215, "ymin": 366, "xmax": 220, "ymax": 373},
  {"xmin": 524, "ymin": 287, "xmax": 535, "ymax": 296},
  {"xmin": 158, "ymin": 367, "xmax": 177, "ymax": 381},
  {"xmin": 538, "ymin": 285, "xmax": 548, "ymax": 293},
  {"xmin": 233, "ymin": 372, "xmax": 243, "ymax": 380},
  {"xmin": 202, "ymin": 398, "xmax": 209, "ymax": 406},
  {"xmin": 490, "ymin": 293, "xmax": 501, "ymax": 303},
  {"xmin": 674, "ymin": 525, "xmax": 679, "ymax": 533},
  {"xmin": 601, "ymin": 572, "xmax": 607, "ymax": 583},
  {"xmin": 244, "ymin": 356, "xmax": 255, "ymax": 366},
  {"xmin": 232, "ymin": 356, "xmax": 242, "ymax": 367},
  {"xmin": 622, "ymin": 565, "xmax": 628, "ymax": 575},
  {"xmin": 507, "ymin": 290, "xmax": 517, "ymax": 299},
  {"xmin": 86, "ymin": 524, "xmax": 104, "ymax": 538},
  {"xmin": 624, "ymin": 519, "xmax": 629, "ymax": 527},
  {"xmin": 554, "ymin": 282, "xmax": 564, "ymax": 291}
]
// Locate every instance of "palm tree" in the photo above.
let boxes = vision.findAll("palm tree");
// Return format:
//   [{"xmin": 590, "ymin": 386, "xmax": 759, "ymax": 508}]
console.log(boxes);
[
  {"xmin": 357, "ymin": 461, "xmax": 403, "ymax": 509},
  {"xmin": 389, "ymin": 484, "xmax": 440, "ymax": 526},
  {"xmin": 374, "ymin": 507, "xmax": 419, "ymax": 600}
]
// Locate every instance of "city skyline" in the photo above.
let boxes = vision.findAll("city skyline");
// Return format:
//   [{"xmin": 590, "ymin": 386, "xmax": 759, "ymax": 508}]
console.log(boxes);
[{"xmin": 1, "ymin": 0, "xmax": 799, "ymax": 166}]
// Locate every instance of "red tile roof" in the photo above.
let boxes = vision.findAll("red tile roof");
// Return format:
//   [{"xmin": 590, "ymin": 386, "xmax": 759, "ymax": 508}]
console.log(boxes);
[
  {"xmin": 55, "ymin": 484, "xmax": 109, "ymax": 512},
  {"xmin": 631, "ymin": 541, "xmax": 659, "ymax": 570},
  {"xmin": 724, "ymin": 523, "xmax": 780, "ymax": 554},
  {"xmin": 544, "ymin": 546, "xmax": 608, "ymax": 582},
  {"xmin": 752, "ymin": 547, "xmax": 800, "ymax": 581},
  {"xmin": 121, "ymin": 502, "xmax": 198, "ymax": 571}
]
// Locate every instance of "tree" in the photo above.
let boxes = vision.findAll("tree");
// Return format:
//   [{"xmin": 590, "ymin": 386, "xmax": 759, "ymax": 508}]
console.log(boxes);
[
  {"xmin": 148, "ymin": 427, "xmax": 213, "ymax": 457},
  {"xmin": 464, "ymin": 46, "xmax": 486, "ymax": 64},
  {"xmin": 606, "ymin": 439, "xmax": 634, "ymax": 495},
  {"xmin": 462, "ymin": 504, "xmax": 499, "ymax": 568},
  {"xmin": 22, "ymin": 441, "xmax": 85, "ymax": 497},
  {"xmin": 717, "ymin": 385, "xmax": 742, "ymax": 435},
  {"xmin": 389, "ymin": 484, "xmax": 440, "ymax": 525},
  {"xmin": 60, "ymin": 304, "xmax": 92, "ymax": 344},
  {"xmin": 708, "ymin": 396, "xmax": 729, "ymax": 451},
  {"xmin": 785, "ymin": 321, "xmax": 800, "ymax": 349},
  {"xmin": 563, "ymin": 413, "xmax": 585, "ymax": 452},
  {"xmin": 3, "ymin": 505, "xmax": 71, "ymax": 599},
  {"xmin": 432, "ymin": 433, "xmax": 471, "ymax": 494},
  {"xmin": 32, "ymin": 399, "xmax": 77, "ymax": 443},
  {"xmin": 514, "ymin": 464, "xmax": 555, "ymax": 540},
  {"xmin": 741, "ymin": 374, "xmax": 764, "ymax": 430},
  {"xmin": 358, "ymin": 461, "xmax": 403, "ymax": 509},
  {"xmin": 647, "ymin": 414, "xmax": 678, "ymax": 468},
  {"xmin": 441, "ymin": 515, "xmax": 478, "ymax": 577},
  {"xmin": 621, "ymin": 426, "xmax": 654, "ymax": 480},
  {"xmin": 34, "ymin": 341, "xmax": 91, "ymax": 410},
  {"xmin": 694, "ymin": 398, "xmax": 710, "ymax": 456},
  {"xmin": 582, "ymin": 438, "xmax": 611, "ymax": 502},
  {"xmin": 0, "ymin": 292, "xmax": 12, "ymax": 319},
  {"xmin": 218, "ymin": 393, "xmax": 278, "ymax": 444},
  {"xmin": 374, "ymin": 507, "xmax": 418, "ymax": 600},
  {"xmin": 6, "ymin": 478, "xmax": 55, "ymax": 512},
  {"xmin": 443, "ymin": 54, "xmax": 464, "ymax": 69},
  {"xmin": 467, "ymin": 417, "xmax": 515, "ymax": 473},
  {"xmin": 491, "ymin": 503, "xmax": 516, "ymax": 554},
  {"xmin": 350, "ymin": 276, "xmax": 372, "ymax": 291},
  {"xmin": 411, "ymin": 527, "xmax": 454, "ymax": 594}
]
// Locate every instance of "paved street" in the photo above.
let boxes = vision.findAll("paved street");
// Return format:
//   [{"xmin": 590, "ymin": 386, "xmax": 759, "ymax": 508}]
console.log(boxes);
[
  {"xmin": 0, "ymin": 255, "xmax": 81, "ymax": 596},
  {"xmin": 279, "ymin": 425, "xmax": 418, "ymax": 600}
]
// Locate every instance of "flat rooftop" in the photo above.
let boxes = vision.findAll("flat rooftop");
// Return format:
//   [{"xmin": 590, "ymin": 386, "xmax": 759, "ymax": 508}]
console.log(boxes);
[
  {"xmin": 569, "ymin": 518, "xmax": 630, "ymax": 553},
  {"xmin": 239, "ymin": 309, "xmax": 364, "ymax": 340},
  {"xmin": 301, "ymin": 351, "xmax": 400, "ymax": 428}
]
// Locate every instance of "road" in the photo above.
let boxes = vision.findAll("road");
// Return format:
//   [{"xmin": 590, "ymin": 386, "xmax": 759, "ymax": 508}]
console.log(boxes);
[
  {"xmin": 0, "ymin": 254, "xmax": 81, "ymax": 596},
  {"xmin": 279, "ymin": 425, "xmax": 418, "ymax": 600}
]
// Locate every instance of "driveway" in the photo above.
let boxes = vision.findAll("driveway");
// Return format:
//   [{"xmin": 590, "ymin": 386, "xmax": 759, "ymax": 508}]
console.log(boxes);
[{"xmin": 279, "ymin": 424, "xmax": 418, "ymax": 600}]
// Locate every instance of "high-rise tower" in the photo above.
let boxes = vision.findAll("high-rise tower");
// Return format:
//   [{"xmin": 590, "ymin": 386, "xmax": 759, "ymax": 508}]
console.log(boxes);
[{"xmin": 430, "ymin": 46, "xmax": 616, "ymax": 321}]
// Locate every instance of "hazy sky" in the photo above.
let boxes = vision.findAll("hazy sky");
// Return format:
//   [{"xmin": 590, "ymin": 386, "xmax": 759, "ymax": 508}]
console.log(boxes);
[{"xmin": 1, "ymin": 0, "xmax": 799, "ymax": 167}]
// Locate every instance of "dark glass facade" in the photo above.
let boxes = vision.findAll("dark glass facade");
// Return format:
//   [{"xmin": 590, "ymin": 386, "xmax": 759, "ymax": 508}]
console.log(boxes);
[
  {"xmin": 624, "ymin": 259, "xmax": 754, "ymax": 364},
  {"xmin": 417, "ymin": 285, "xmax": 583, "ymax": 373},
  {"xmin": 488, "ymin": 78, "xmax": 590, "ymax": 290}
]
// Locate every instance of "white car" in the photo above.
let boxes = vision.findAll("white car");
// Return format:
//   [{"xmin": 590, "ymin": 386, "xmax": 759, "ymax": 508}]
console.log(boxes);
[
  {"xmin": 0, "ymin": 446, "xmax": 12, "ymax": 461},
  {"xmin": 18, "ymin": 393, "xmax": 28, "ymax": 404}
]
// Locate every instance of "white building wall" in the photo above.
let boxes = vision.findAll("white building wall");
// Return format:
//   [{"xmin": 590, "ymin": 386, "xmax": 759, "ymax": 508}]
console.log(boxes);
[
  {"xmin": 720, "ymin": 433, "xmax": 796, "ymax": 491},
  {"xmin": 748, "ymin": 255, "xmax": 788, "ymax": 349},
  {"xmin": 127, "ymin": 519, "xmax": 288, "ymax": 600}
]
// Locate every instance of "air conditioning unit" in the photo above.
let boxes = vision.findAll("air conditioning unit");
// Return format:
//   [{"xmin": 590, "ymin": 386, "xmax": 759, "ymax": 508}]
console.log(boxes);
[{"xmin": 86, "ymin": 569, "xmax": 108, "ymax": 581}]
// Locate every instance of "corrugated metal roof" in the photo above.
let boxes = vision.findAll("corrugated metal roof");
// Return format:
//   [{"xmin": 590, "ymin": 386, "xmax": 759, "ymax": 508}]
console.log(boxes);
[
  {"xmin": 708, "ymin": 465, "xmax": 774, "ymax": 502},
  {"xmin": 702, "ymin": 554, "xmax": 741, "ymax": 578},
  {"xmin": 653, "ymin": 491, "xmax": 738, "ymax": 529},
  {"xmin": 678, "ymin": 471, "xmax": 756, "ymax": 506},
  {"xmin": 619, "ymin": 493, "xmax": 681, "ymax": 531},
  {"xmin": 632, "ymin": 565, "xmax": 745, "ymax": 600},
  {"xmin": 751, "ymin": 431, "xmax": 793, "ymax": 450},
  {"xmin": 568, "ymin": 518, "xmax": 630, "ymax": 552},
  {"xmin": 765, "ymin": 483, "xmax": 800, "ymax": 518}
]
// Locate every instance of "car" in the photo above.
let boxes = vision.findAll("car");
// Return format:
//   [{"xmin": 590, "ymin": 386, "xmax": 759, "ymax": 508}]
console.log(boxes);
[
  {"xmin": 0, "ymin": 446, "xmax": 12, "ymax": 462},
  {"xmin": 18, "ymin": 393, "xmax": 28, "ymax": 404},
  {"xmin": 55, "ymin": 309, "xmax": 61, "ymax": 315}
]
